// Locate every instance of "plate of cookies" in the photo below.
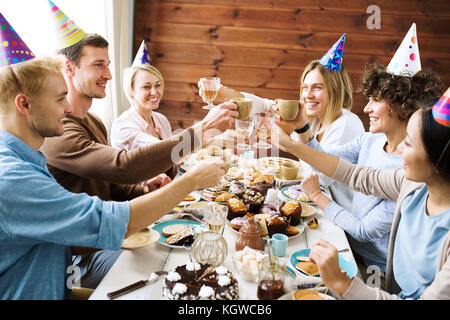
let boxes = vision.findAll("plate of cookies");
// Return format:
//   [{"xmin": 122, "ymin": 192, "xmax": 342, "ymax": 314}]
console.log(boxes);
[
  {"xmin": 151, "ymin": 219, "xmax": 208, "ymax": 249},
  {"xmin": 290, "ymin": 248, "xmax": 357, "ymax": 278},
  {"xmin": 279, "ymin": 184, "xmax": 330, "ymax": 204}
]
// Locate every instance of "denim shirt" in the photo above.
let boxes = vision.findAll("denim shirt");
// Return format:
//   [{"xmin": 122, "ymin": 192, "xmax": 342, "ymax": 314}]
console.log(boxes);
[{"xmin": 0, "ymin": 130, "xmax": 130, "ymax": 299}]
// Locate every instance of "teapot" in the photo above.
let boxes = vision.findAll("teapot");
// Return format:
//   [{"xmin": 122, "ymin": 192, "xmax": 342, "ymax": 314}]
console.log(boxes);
[{"xmin": 235, "ymin": 217, "xmax": 265, "ymax": 251}]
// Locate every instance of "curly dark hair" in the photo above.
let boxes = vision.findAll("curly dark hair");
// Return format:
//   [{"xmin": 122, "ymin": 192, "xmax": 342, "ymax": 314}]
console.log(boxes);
[{"xmin": 359, "ymin": 64, "xmax": 443, "ymax": 121}]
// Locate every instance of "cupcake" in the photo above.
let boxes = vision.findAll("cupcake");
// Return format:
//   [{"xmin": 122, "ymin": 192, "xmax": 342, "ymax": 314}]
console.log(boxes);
[
  {"xmin": 251, "ymin": 181, "xmax": 274, "ymax": 197},
  {"xmin": 243, "ymin": 189, "xmax": 265, "ymax": 214},
  {"xmin": 280, "ymin": 201, "xmax": 302, "ymax": 226}
]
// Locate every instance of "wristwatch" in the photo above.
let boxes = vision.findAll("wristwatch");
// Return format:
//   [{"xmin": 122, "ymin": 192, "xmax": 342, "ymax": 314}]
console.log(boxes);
[{"xmin": 294, "ymin": 122, "xmax": 310, "ymax": 134}]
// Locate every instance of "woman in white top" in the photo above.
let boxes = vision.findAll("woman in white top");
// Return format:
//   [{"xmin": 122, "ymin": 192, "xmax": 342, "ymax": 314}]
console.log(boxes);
[
  {"xmin": 111, "ymin": 64, "xmax": 172, "ymax": 189},
  {"xmin": 213, "ymin": 60, "xmax": 365, "ymax": 209}
]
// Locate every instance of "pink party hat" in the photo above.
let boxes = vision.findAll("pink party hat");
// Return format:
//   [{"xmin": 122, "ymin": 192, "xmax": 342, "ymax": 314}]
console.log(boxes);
[
  {"xmin": 319, "ymin": 34, "xmax": 346, "ymax": 71},
  {"xmin": 0, "ymin": 12, "xmax": 35, "ymax": 67},
  {"xmin": 432, "ymin": 87, "xmax": 450, "ymax": 127},
  {"xmin": 132, "ymin": 40, "xmax": 151, "ymax": 67},
  {"xmin": 387, "ymin": 23, "xmax": 421, "ymax": 76},
  {"xmin": 48, "ymin": 0, "xmax": 86, "ymax": 49}
]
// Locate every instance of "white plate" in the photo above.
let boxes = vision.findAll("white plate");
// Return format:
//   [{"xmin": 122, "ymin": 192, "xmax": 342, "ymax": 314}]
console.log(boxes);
[
  {"xmin": 121, "ymin": 229, "xmax": 160, "ymax": 249},
  {"xmin": 177, "ymin": 190, "xmax": 201, "ymax": 207}
]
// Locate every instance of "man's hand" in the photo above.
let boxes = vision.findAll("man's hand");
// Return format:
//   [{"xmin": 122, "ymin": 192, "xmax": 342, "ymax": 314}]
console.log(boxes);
[
  {"xmin": 145, "ymin": 174, "xmax": 172, "ymax": 191},
  {"xmin": 185, "ymin": 159, "xmax": 226, "ymax": 189}
]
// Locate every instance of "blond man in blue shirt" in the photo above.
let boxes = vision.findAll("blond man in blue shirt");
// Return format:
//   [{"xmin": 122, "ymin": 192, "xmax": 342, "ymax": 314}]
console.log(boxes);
[{"xmin": 0, "ymin": 55, "xmax": 224, "ymax": 299}]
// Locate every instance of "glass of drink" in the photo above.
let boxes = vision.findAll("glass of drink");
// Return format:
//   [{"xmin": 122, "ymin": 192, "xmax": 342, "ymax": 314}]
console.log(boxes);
[
  {"xmin": 199, "ymin": 77, "xmax": 220, "ymax": 110},
  {"xmin": 257, "ymin": 261, "xmax": 285, "ymax": 300},
  {"xmin": 235, "ymin": 119, "xmax": 254, "ymax": 151},
  {"xmin": 202, "ymin": 203, "xmax": 228, "ymax": 234},
  {"xmin": 252, "ymin": 112, "xmax": 274, "ymax": 150}
]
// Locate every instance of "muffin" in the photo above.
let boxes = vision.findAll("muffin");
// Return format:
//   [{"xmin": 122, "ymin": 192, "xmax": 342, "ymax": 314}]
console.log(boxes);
[
  {"xmin": 226, "ymin": 198, "xmax": 247, "ymax": 220},
  {"xmin": 243, "ymin": 189, "xmax": 265, "ymax": 214},
  {"xmin": 280, "ymin": 201, "xmax": 302, "ymax": 226},
  {"xmin": 251, "ymin": 181, "xmax": 274, "ymax": 197},
  {"xmin": 266, "ymin": 215, "xmax": 288, "ymax": 237}
]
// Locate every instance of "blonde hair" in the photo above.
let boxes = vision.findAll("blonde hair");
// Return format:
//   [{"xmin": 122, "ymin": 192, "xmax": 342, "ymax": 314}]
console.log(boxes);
[
  {"xmin": 123, "ymin": 64, "xmax": 164, "ymax": 105},
  {"xmin": 299, "ymin": 60, "xmax": 353, "ymax": 135},
  {"xmin": 0, "ymin": 55, "xmax": 65, "ymax": 115}
]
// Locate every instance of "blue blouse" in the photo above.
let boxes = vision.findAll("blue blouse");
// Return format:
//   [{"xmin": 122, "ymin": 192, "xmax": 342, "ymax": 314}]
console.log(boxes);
[
  {"xmin": 394, "ymin": 185, "xmax": 450, "ymax": 299},
  {"xmin": 0, "ymin": 130, "xmax": 130, "ymax": 299}
]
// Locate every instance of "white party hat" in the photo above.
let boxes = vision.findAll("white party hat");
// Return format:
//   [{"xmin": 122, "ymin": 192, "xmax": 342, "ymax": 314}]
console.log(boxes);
[
  {"xmin": 386, "ymin": 23, "xmax": 421, "ymax": 76},
  {"xmin": 132, "ymin": 40, "xmax": 151, "ymax": 67}
]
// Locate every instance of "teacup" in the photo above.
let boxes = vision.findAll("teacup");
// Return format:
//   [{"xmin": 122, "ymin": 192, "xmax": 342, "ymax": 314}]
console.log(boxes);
[
  {"xmin": 281, "ymin": 161, "xmax": 299, "ymax": 180},
  {"xmin": 275, "ymin": 99, "xmax": 299, "ymax": 120},
  {"xmin": 269, "ymin": 233, "xmax": 288, "ymax": 257},
  {"xmin": 235, "ymin": 98, "xmax": 253, "ymax": 120}
]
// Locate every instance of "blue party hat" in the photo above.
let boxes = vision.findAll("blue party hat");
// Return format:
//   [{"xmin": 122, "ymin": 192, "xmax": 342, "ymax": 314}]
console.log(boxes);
[
  {"xmin": 132, "ymin": 40, "xmax": 151, "ymax": 67},
  {"xmin": 319, "ymin": 34, "xmax": 346, "ymax": 71}
]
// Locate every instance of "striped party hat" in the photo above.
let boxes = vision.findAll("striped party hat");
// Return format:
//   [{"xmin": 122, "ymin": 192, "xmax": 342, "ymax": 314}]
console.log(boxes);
[
  {"xmin": 387, "ymin": 23, "xmax": 421, "ymax": 77},
  {"xmin": 0, "ymin": 12, "xmax": 35, "ymax": 67},
  {"xmin": 319, "ymin": 33, "xmax": 346, "ymax": 71},
  {"xmin": 432, "ymin": 87, "xmax": 450, "ymax": 127},
  {"xmin": 132, "ymin": 40, "xmax": 151, "ymax": 67},
  {"xmin": 48, "ymin": 0, "xmax": 86, "ymax": 49}
]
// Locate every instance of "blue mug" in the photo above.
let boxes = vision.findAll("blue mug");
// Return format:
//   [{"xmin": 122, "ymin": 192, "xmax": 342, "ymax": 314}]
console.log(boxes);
[{"xmin": 269, "ymin": 233, "xmax": 288, "ymax": 257}]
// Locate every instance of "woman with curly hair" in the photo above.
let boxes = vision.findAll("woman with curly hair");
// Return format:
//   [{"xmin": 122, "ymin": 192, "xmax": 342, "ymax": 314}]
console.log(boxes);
[{"xmin": 278, "ymin": 65, "xmax": 443, "ymax": 287}]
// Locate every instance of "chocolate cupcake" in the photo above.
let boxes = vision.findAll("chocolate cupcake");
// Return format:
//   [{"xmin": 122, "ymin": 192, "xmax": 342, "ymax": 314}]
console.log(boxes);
[{"xmin": 243, "ymin": 189, "xmax": 265, "ymax": 214}]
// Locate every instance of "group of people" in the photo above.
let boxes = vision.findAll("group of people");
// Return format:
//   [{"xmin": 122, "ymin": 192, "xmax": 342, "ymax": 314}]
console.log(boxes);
[{"xmin": 0, "ymin": 2, "xmax": 448, "ymax": 300}]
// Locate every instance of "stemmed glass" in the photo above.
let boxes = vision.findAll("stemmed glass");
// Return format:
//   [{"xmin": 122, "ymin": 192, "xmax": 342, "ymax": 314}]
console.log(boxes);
[
  {"xmin": 252, "ymin": 112, "xmax": 275, "ymax": 150},
  {"xmin": 199, "ymin": 77, "xmax": 220, "ymax": 110},
  {"xmin": 235, "ymin": 119, "xmax": 254, "ymax": 151}
]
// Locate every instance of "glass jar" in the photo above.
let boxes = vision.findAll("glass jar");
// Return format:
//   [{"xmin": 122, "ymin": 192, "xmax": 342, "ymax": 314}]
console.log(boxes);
[
  {"xmin": 256, "ymin": 261, "xmax": 285, "ymax": 300},
  {"xmin": 191, "ymin": 231, "xmax": 228, "ymax": 267}
]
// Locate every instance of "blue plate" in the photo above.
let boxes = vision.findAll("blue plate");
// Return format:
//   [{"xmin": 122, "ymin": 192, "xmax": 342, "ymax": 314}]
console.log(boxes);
[
  {"xmin": 151, "ymin": 219, "xmax": 208, "ymax": 249},
  {"xmin": 290, "ymin": 248, "xmax": 357, "ymax": 278}
]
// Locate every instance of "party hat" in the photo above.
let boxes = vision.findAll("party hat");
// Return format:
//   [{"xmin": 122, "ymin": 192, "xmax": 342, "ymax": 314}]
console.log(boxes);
[
  {"xmin": 432, "ymin": 87, "xmax": 450, "ymax": 127},
  {"xmin": 386, "ymin": 23, "xmax": 421, "ymax": 76},
  {"xmin": 132, "ymin": 40, "xmax": 151, "ymax": 67},
  {"xmin": 0, "ymin": 12, "xmax": 35, "ymax": 67},
  {"xmin": 318, "ymin": 33, "xmax": 346, "ymax": 71},
  {"xmin": 48, "ymin": 0, "xmax": 86, "ymax": 49}
]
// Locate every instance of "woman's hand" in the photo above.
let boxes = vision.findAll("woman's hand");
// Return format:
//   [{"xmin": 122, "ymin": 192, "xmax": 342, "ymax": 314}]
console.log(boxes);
[
  {"xmin": 301, "ymin": 173, "xmax": 331, "ymax": 210},
  {"xmin": 309, "ymin": 239, "xmax": 353, "ymax": 295},
  {"xmin": 275, "ymin": 101, "xmax": 308, "ymax": 134},
  {"xmin": 301, "ymin": 173, "xmax": 321, "ymax": 200}
]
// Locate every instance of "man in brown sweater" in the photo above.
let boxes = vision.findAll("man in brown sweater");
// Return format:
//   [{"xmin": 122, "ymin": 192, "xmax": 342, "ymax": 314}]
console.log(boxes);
[{"xmin": 40, "ymin": 34, "xmax": 238, "ymax": 288}]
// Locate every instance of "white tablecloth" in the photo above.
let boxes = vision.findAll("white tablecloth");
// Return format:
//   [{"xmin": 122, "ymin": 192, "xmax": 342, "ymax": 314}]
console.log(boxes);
[{"xmin": 90, "ymin": 193, "xmax": 357, "ymax": 300}]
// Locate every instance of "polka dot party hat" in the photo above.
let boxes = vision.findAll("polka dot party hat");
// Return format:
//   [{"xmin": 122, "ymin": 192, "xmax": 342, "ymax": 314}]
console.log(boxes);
[
  {"xmin": 318, "ymin": 33, "xmax": 346, "ymax": 71},
  {"xmin": 0, "ymin": 12, "xmax": 35, "ymax": 67},
  {"xmin": 132, "ymin": 40, "xmax": 152, "ymax": 67},
  {"xmin": 432, "ymin": 87, "xmax": 450, "ymax": 127},
  {"xmin": 387, "ymin": 23, "xmax": 421, "ymax": 77},
  {"xmin": 48, "ymin": 0, "xmax": 86, "ymax": 49}
]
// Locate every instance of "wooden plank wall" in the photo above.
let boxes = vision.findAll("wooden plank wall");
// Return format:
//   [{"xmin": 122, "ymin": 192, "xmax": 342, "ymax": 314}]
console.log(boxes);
[{"xmin": 134, "ymin": 0, "xmax": 450, "ymax": 131}]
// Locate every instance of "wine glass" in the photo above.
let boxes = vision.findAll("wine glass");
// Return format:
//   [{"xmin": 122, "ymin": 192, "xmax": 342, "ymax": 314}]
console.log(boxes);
[
  {"xmin": 252, "ymin": 112, "xmax": 274, "ymax": 150},
  {"xmin": 199, "ymin": 77, "xmax": 220, "ymax": 110},
  {"xmin": 235, "ymin": 119, "xmax": 254, "ymax": 151}
]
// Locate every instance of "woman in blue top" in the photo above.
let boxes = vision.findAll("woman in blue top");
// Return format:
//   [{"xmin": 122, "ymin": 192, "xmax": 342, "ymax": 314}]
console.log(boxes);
[
  {"xmin": 279, "ymin": 65, "xmax": 443, "ymax": 284},
  {"xmin": 273, "ymin": 97, "xmax": 450, "ymax": 299}
]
